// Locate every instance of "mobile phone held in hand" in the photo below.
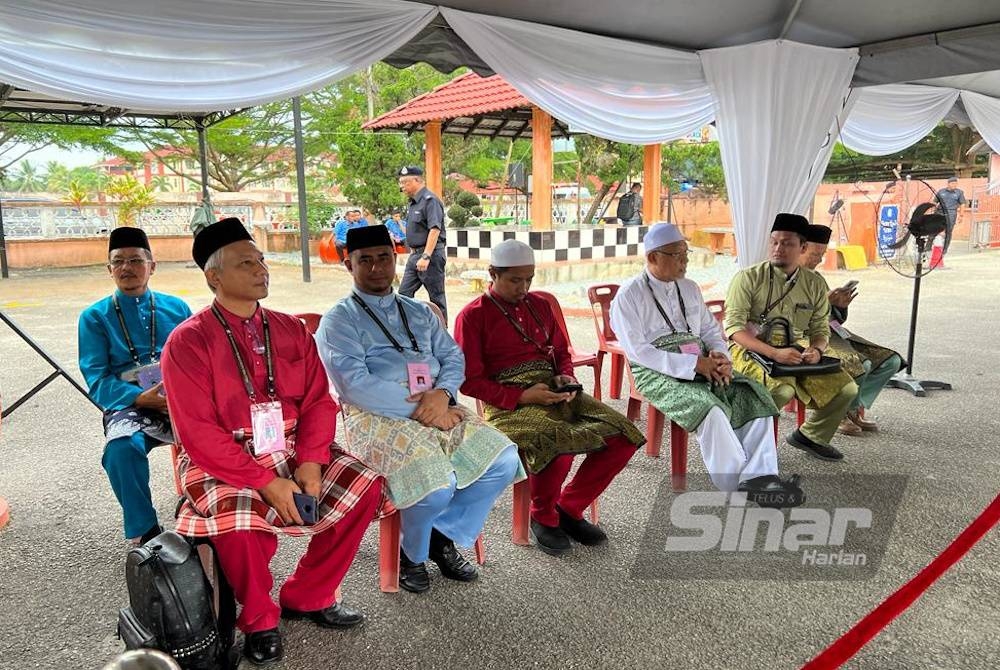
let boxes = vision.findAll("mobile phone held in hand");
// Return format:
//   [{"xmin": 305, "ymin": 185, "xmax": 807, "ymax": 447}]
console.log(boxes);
[
  {"xmin": 292, "ymin": 492, "xmax": 319, "ymax": 525},
  {"xmin": 842, "ymin": 279, "xmax": 859, "ymax": 291},
  {"xmin": 553, "ymin": 383, "xmax": 584, "ymax": 394}
]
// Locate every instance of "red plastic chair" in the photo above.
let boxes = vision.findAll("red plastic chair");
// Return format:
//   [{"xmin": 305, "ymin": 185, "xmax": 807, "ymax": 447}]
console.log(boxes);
[
  {"xmin": 295, "ymin": 312, "xmax": 322, "ymax": 335},
  {"xmin": 622, "ymin": 365, "xmax": 690, "ymax": 492},
  {"xmin": 705, "ymin": 299, "xmax": 726, "ymax": 327},
  {"xmin": 532, "ymin": 290, "xmax": 603, "ymax": 400},
  {"xmin": 587, "ymin": 284, "xmax": 627, "ymax": 400}
]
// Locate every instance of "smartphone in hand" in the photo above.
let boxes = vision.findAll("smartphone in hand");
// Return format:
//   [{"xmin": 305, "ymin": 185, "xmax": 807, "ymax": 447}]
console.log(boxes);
[
  {"xmin": 553, "ymin": 383, "xmax": 584, "ymax": 394},
  {"xmin": 842, "ymin": 279, "xmax": 859, "ymax": 291},
  {"xmin": 292, "ymin": 492, "xmax": 319, "ymax": 525}
]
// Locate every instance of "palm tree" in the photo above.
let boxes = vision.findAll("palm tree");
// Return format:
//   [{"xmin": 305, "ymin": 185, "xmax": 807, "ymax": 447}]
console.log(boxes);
[
  {"xmin": 45, "ymin": 161, "xmax": 71, "ymax": 192},
  {"xmin": 10, "ymin": 160, "xmax": 46, "ymax": 192},
  {"xmin": 150, "ymin": 175, "xmax": 172, "ymax": 193}
]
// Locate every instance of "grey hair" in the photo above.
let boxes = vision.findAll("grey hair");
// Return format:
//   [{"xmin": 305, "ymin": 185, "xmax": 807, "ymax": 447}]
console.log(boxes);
[{"xmin": 204, "ymin": 247, "xmax": 224, "ymax": 292}]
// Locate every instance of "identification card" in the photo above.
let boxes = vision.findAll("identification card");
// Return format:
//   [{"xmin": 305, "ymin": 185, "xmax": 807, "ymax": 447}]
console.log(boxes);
[
  {"xmin": 135, "ymin": 363, "xmax": 163, "ymax": 393},
  {"xmin": 829, "ymin": 320, "xmax": 851, "ymax": 339},
  {"xmin": 679, "ymin": 342, "xmax": 701, "ymax": 355},
  {"xmin": 250, "ymin": 401, "xmax": 285, "ymax": 456},
  {"xmin": 407, "ymin": 361, "xmax": 433, "ymax": 395}
]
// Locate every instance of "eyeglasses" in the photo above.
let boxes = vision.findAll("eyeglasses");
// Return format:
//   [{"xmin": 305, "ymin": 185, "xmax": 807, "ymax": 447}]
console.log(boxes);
[
  {"xmin": 109, "ymin": 257, "xmax": 150, "ymax": 269},
  {"xmin": 653, "ymin": 249, "xmax": 690, "ymax": 259}
]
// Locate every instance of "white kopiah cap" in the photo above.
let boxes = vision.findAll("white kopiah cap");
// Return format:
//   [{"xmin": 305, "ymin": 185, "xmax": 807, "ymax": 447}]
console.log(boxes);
[
  {"xmin": 490, "ymin": 239, "xmax": 535, "ymax": 267},
  {"xmin": 642, "ymin": 222, "xmax": 685, "ymax": 254}
]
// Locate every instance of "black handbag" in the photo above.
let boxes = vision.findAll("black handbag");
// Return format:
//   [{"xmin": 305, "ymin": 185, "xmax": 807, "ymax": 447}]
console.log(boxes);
[{"xmin": 745, "ymin": 317, "xmax": 842, "ymax": 378}]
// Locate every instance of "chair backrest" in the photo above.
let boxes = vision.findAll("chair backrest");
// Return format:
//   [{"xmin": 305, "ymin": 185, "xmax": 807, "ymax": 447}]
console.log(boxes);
[
  {"xmin": 296, "ymin": 312, "xmax": 323, "ymax": 335},
  {"xmin": 423, "ymin": 301, "xmax": 447, "ymax": 329},
  {"xmin": 587, "ymin": 284, "xmax": 620, "ymax": 345},
  {"xmin": 531, "ymin": 290, "xmax": 580, "ymax": 355},
  {"xmin": 705, "ymin": 300, "xmax": 726, "ymax": 327}
]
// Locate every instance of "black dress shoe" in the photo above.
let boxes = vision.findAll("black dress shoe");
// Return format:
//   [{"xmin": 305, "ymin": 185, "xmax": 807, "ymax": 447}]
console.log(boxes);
[
  {"xmin": 139, "ymin": 523, "xmax": 164, "ymax": 545},
  {"xmin": 281, "ymin": 602, "xmax": 364, "ymax": 628},
  {"xmin": 398, "ymin": 551, "xmax": 431, "ymax": 593},
  {"xmin": 243, "ymin": 628, "xmax": 283, "ymax": 665},
  {"xmin": 737, "ymin": 474, "xmax": 805, "ymax": 508},
  {"xmin": 786, "ymin": 429, "xmax": 843, "ymax": 461},
  {"xmin": 428, "ymin": 537, "xmax": 479, "ymax": 582},
  {"xmin": 530, "ymin": 519, "xmax": 572, "ymax": 556},
  {"xmin": 557, "ymin": 506, "xmax": 607, "ymax": 546}
]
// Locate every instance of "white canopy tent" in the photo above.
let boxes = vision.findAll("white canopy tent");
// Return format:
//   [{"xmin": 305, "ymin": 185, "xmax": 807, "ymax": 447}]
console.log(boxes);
[{"xmin": 3, "ymin": 0, "xmax": 1000, "ymax": 265}]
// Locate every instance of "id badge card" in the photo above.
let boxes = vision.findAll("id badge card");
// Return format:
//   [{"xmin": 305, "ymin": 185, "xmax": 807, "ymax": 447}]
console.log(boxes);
[
  {"xmin": 679, "ymin": 342, "xmax": 701, "ymax": 356},
  {"xmin": 407, "ymin": 361, "xmax": 433, "ymax": 395},
  {"xmin": 250, "ymin": 401, "xmax": 285, "ymax": 456},
  {"xmin": 829, "ymin": 320, "xmax": 851, "ymax": 339},
  {"xmin": 135, "ymin": 363, "xmax": 163, "ymax": 393}
]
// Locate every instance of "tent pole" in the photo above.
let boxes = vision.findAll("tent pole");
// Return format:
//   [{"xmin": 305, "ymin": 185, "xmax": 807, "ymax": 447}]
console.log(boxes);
[
  {"xmin": 196, "ymin": 120, "xmax": 211, "ymax": 206},
  {"xmin": 292, "ymin": 96, "xmax": 311, "ymax": 283},
  {"xmin": 0, "ymin": 185, "xmax": 8, "ymax": 279}
]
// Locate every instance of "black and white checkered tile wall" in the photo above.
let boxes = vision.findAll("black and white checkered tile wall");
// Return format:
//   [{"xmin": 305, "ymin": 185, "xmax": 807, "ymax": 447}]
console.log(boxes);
[{"xmin": 446, "ymin": 226, "xmax": 648, "ymax": 262}]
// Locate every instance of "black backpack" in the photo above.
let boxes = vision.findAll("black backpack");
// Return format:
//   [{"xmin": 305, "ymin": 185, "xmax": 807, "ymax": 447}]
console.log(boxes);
[
  {"xmin": 118, "ymin": 531, "xmax": 238, "ymax": 670},
  {"xmin": 616, "ymin": 192, "xmax": 635, "ymax": 221}
]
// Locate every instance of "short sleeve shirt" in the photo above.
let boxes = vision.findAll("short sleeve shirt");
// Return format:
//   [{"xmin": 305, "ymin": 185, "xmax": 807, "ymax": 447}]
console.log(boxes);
[{"xmin": 404, "ymin": 186, "xmax": 446, "ymax": 249}]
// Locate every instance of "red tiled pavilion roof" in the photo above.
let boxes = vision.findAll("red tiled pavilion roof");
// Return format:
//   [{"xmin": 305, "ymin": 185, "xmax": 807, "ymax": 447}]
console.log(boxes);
[{"xmin": 363, "ymin": 72, "xmax": 570, "ymax": 140}]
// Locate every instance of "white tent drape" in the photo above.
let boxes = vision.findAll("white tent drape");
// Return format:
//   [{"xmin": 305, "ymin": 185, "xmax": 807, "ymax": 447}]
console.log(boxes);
[
  {"xmin": 960, "ymin": 90, "xmax": 1000, "ymax": 155},
  {"xmin": 441, "ymin": 7, "xmax": 715, "ymax": 144},
  {"xmin": 839, "ymin": 84, "xmax": 959, "ymax": 156},
  {"xmin": 701, "ymin": 41, "xmax": 859, "ymax": 266},
  {"xmin": 791, "ymin": 92, "xmax": 860, "ymax": 216},
  {"xmin": 0, "ymin": 0, "xmax": 436, "ymax": 111}
]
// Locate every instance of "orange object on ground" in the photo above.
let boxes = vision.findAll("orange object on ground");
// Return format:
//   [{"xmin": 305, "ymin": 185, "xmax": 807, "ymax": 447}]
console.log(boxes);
[
  {"xmin": 318, "ymin": 235, "xmax": 343, "ymax": 264},
  {"xmin": 929, "ymin": 243, "xmax": 945, "ymax": 269}
]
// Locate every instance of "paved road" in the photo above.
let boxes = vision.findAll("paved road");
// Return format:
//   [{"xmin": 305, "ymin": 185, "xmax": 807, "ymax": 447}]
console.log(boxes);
[{"xmin": 1, "ymin": 250, "xmax": 997, "ymax": 669}]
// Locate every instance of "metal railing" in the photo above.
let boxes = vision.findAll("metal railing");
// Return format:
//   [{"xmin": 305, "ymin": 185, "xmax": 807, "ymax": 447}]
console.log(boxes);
[{"xmin": 0, "ymin": 202, "xmax": 254, "ymax": 238}]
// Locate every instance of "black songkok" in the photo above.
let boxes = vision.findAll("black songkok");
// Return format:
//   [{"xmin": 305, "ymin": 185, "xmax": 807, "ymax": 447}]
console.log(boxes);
[
  {"xmin": 108, "ymin": 227, "xmax": 150, "ymax": 252},
  {"xmin": 346, "ymin": 225, "xmax": 392, "ymax": 253},
  {"xmin": 192, "ymin": 217, "xmax": 253, "ymax": 269}
]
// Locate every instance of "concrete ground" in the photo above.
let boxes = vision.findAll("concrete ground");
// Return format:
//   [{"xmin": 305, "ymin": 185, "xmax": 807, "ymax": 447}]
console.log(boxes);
[{"xmin": 0, "ymin": 248, "xmax": 998, "ymax": 669}]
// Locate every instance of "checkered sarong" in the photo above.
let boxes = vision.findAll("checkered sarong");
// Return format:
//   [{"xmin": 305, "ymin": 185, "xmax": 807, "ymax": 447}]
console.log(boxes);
[{"xmin": 174, "ymin": 428, "xmax": 383, "ymax": 538}]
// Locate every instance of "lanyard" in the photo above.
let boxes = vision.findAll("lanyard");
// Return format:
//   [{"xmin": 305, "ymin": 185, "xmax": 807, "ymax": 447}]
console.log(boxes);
[
  {"xmin": 486, "ymin": 291, "xmax": 554, "ymax": 359},
  {"xmin": 211, "ymin": 304, "xmax": 276, "ymax": 403},
  {"xmin": 352, "ymin": 292, "xmax": 421, "ymax": 354},
  {"xmin": 112, "ymin": 292, "xmax": 157, "ymax": 365},
  {"xmin": 644, "ymin": 275, "xmax": 690, "ymax": 334},
  {"xmin": 759, "ymin": 269, "xmax": 798, "ymax": 323}
]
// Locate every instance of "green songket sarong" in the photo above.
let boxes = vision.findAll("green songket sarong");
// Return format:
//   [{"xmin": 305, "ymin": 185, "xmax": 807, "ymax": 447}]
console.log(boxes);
[
  {"xmin": 630, "ymin": 333, "xmax": 779, "ymax": 433},
  {"xmin": 482, "ymin": 360, "xmax": 645, "ymax": 474}
]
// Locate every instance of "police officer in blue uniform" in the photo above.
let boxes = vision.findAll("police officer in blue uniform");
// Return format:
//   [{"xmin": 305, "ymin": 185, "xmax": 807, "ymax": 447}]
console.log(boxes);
[{"xmin": 398, "ymin": 166, "xmax": 449, "ymax": 321}]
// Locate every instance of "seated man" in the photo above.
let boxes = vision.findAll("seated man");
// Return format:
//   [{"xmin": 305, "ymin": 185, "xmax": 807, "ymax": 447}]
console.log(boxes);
[
  {"xmin": 317, "ymin": 226, "xmax": 521, "ymax": 593},
  {"xmin": 161, "ymin": 218, "xmax": 382, "ymax": 666},
  {"xmin": 610, "ymin": 223, "xmax": 802, "ymax": 505},
  {"xmin": 725, "ymin": 213, "xmax": 858, "ymax": 462},
  {"xmin": 333, "ymin": 208, "xmax": 368, "ymax": 260},
  {"xmin": 802, "ymin": 225, "xmax": 903, "ymax": 435},
  {"xmin": 384, "ymin": 211, "xmax": 406, "ymax": 247},
  {"xmin": 78, "ymin": 227, "xmax": 192, "ymax": 545},
  {"xmin": 454, "ymin": 240, "xmax": 646, "ymax": 556}
]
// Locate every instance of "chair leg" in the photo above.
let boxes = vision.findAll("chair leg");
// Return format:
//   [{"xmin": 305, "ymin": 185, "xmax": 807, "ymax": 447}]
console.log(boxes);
[
  {"xmin": 474, "ymin": 534, "xmax": 486, "ymax": 565},
  {"xmin": 626, "ymin": 395, "xmax": 642, "ymax": 422},
  {"xmin": 773, "ymin": 415, "xmax": 780, "ymax": 442},
  {"xmin": 588, "ymin": 499, "xmax": 600, "ymax": 525},
  {"xmin": 378, "ymin": 513, "xmax": 401, "ymax": 593},
  {"xmin": 645, "ymin": 405, "xmax": 664, "ymax": 458},
  {"xmin": 795, "ymin": 399, "xmax": 806, "ymax": 427},
  {"xmin": 512, "ymin": 479, "xmax": 531, "ymax": 546},
  {"xmin": 670, "ymin": 421, "xmax": 689, "ymax": 492},
  {"xmin": 591, "ymin": 359, "xmax": 603, "ymax": 401},
  {"xmin": 609, "ymin": 352, "xmax": 625, "ymax": 399}
]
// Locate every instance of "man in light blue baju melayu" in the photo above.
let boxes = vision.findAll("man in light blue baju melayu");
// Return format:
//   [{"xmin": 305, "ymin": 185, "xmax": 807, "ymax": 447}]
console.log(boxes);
[
  {"xmin": 78, "ymin": 227, "xmax": 192, "ymax": 543},
  {"xmin": 317, "ymin": 225, "xmax": 522, "ymax": 594}
]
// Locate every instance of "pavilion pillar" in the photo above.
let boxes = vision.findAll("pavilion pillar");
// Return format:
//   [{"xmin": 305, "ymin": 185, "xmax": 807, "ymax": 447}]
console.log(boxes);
[
  {"xmin": 642, "ymin": 143, "xmax": 662, "ymax": 224},
  {"xmin": 530, "ymin": 106, "xmax": 553, "ymax": 231},
  {"xmin": 425, "ymin": 120, "xmax": 443, "ymax": 196}
]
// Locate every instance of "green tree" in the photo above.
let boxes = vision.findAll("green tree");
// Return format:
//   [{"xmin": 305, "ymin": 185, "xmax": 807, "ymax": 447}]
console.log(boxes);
[
  {"xmin": 0, "ymin": 123, "xmax": 118, "ymax": 182},
  {"xmin": 327, "ymin": 119, "xmax": 420, "ymax": 215},
  {"xmin": 7, "ymin": 159, "xmax": 45, "ymax": 192},
  {"xmin": 106, "ymin": 175, "xmax": 156, "ymax": 226},
  {"xmin": 575, "ymin": 136, "xmax": 643, "ymax": 225},
  {"xmin": 824, "ymin": 124, "xmax": 988, "ymax": 182},
  {"xmin": 661, "ymin": 141, "xmax": 726, "ymax": 198}
]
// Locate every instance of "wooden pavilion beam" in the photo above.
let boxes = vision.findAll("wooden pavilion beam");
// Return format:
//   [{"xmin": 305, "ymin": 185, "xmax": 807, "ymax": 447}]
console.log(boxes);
[
  {"xmin": 643, "ymin": 143, "xmax": 662, "ymax": 224},
  {"xmin": 425, "ymin": 120, "xmax": 443, "ymax": 196},
  {"xmin": 530, "ymin": 106, "xmax": 553, "ymax": 231}
]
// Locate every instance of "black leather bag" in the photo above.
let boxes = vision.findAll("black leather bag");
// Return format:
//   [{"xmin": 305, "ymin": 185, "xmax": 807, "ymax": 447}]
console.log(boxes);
[
  {"xmin": 118, "ymin": 531, "xmax": 236, "ymax": 670},
  {"xmin": 745, "ymin": 317, "xmax": 842, "ymax": 378}
]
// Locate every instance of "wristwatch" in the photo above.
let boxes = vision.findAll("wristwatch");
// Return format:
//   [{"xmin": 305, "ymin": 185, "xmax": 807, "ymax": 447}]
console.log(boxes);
[
  {"xmin": 438, "ymin": 388, "xmax": 457, "ymax": 406},
  {"xmin": 420, "ymin": 252, "xmax": 431, "ymax": 261}
]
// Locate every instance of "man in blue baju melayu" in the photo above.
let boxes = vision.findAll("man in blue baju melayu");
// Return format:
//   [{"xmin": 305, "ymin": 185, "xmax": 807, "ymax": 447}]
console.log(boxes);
[
  {"xmin": 78, "ymin": 227, "xmax": 192, "ymax": 544},
  {"xmin": 316, "ymin": 225, "xmax": 522, "ymax": 594}
]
